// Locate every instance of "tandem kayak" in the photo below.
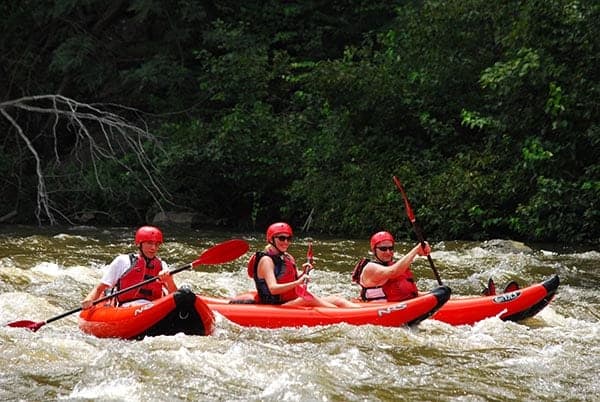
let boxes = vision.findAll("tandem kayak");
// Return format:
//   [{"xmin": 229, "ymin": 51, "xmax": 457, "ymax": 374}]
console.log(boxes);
[
  {"xmin": 78, "ymin": 287, "xmax": 215, "ymax": 339},
  {"xmin": 199, "ymin": 285, "xmax": 451, "ymax": 329},
  {"xmin": 431, "ymin": 274, "xmax": 560, "ymax": 326}
]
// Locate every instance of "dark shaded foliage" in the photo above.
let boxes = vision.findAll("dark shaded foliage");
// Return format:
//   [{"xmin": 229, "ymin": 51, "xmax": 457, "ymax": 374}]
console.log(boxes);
[{"xmin": 0, "ymin": 0, "xmax": 598, "ymax": 244}]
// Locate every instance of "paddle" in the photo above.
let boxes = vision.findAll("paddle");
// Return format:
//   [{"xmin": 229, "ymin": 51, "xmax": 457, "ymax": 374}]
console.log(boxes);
[
  {"xmin": 392, "ymin": 176, "xmax": 443, "ymax": 285},
  {"xmin": 295, "ymin": 240, "xmax": 316, "ymax": 301},
  {"xmin": 7, "ymin": 238, "xmax": 249, "ymax": 332}
]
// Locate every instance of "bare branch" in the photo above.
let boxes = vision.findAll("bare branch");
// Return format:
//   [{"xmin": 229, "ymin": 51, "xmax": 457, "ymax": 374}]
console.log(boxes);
[
  {"xmin": 0, "ymin": 94, "xmax": 173, "ymax": 225},
  {"xmin": 0, "ymin": 210, "xmax": 18, "ymax": 223}
]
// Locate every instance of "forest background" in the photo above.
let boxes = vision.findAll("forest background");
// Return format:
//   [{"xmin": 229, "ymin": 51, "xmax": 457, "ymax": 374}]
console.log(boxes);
[{"xmin": 0, "ymin": 1, "xmax": 598, "ymax": 245}]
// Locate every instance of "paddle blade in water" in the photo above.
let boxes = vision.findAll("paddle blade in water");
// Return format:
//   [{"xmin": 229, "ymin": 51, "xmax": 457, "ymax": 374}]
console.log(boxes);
[
  {"xmin": 193, "ymin": 239, "xmax": 249, "ymax": 267},
  {"xmin": 6, "ymin": 320, "xmax": 45, "ymax": 332}
]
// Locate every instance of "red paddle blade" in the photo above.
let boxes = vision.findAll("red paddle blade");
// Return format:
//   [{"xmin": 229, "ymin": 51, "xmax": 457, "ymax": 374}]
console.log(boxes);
[
  {"xmin": 393, "ymin": 176, "xmax": 416, "ymax": 223},
  {"xmin": 295, "ymin": 284, "xmax": 315, "ymax": 301},
  {"xmin": 307, "ymin": 241, "xmax": 313, "ymax": 265},
  {"xmin": 6, "ymin": 320, "xmax": 45, "ymax": 332},
  {"xmin": 192, "ymin": 239, "xmax": 249, "ymax": 267}
]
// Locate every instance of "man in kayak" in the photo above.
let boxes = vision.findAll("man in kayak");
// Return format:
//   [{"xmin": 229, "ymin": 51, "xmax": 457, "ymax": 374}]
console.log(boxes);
[
  {"xmin": 81, "ymin": 225, "xmax": 177, "ymax": 309},
  {"xmin": 351, "ymin": 231, "xmax": 430, "ymax": 302},
  {"xmin": 248, "ymin": 222, "xmax": 359, "ymax": 308}
]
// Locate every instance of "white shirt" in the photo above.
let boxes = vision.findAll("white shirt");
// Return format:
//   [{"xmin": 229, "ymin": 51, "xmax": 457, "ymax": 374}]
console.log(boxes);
[{"xmin": 100, "ymin": 254, "xmax": 169, "ymax": 287}]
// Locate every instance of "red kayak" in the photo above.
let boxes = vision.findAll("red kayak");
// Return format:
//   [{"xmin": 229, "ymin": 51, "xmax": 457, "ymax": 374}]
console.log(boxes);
[
  {"xmin": 199, "ymin": 285, "xmax": 451, "ymax": 329},
  {"xmin": 79, "ymin": 287, "xmax": 215, "ymax": 339},
  {"xmin": 431, "ymin": 275, "xmax": 559, "ymax": 325},
  {"xmin": 200, "ymin": 275, "xmax": 557, "ymax": 329}
]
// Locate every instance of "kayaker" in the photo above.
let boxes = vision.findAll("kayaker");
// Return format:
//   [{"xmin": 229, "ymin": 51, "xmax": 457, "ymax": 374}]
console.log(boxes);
[
  {"xmin": 351, "ymin": 231, "xmax": 430, "ymax": 302},
  {"xmin": 249, "ymin": 222, "xmax": 359, "ymax": 308},
  {"xmin": 81, "ymin": 225, "xmax": 177, "ymax": 309}
]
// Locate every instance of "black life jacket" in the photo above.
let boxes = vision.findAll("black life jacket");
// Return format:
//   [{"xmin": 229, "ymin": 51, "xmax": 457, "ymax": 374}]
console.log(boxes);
[{"xmin": 248, "ymin": 251, "xmax": 298, "ymax": 304}]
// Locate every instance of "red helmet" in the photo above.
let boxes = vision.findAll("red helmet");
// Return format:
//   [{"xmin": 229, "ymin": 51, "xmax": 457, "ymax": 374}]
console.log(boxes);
[
  {"xmin": 266, "ymin": 222, "xmax": 293, "ymax": 242},
  {"xmin": 135, "ymin": 225, "xmax": 163, "ymax": 245},
  {"xmin": 370, "ymin": 231, "xmax": 394, "ymax": 251}
]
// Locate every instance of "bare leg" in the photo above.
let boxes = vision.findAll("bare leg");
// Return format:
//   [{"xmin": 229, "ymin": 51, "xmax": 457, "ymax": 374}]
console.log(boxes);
[
  {"xmin": 322, "ymin": 295, "xmax": 362, "ymax": 308},
  {"xmin": 283, "ymin": 297, "xmax": 339, "ymax": 308}
]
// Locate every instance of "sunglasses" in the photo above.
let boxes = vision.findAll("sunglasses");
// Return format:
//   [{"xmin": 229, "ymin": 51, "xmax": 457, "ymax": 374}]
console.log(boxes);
[
  {"xmin": 275, "ymin": 235, "xmax": 293, "ymax": 242},
  {"xmin": 376, "ymin": 246, "xmax": 394, "ymax": 252}
]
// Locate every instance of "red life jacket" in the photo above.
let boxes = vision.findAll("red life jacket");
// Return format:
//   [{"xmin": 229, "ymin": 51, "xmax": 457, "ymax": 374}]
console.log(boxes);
[
  {"xmin": 352, "ymin": 258, "xmax": 418, "ymax": 302},
  {"xmin": 248, "ymin": 250, "xmax": 298, "ymax": 304},
  {"xmin": 116, "ymin": 254, "xmax": 164, "ymax": 304}
]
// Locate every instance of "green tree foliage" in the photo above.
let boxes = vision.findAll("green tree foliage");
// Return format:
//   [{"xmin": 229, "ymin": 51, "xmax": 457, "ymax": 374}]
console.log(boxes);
[{"xmin": 0, "ymin": 0, "xmax": 598, "ymax": 244}]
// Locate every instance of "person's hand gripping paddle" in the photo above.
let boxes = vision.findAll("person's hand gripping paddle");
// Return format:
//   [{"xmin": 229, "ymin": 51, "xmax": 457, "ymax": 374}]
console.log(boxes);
[
  {"xmin": 295, "ymin": 240, "xmax": 316, "ymax": 301},
  {"xmin": 392, "ymin": 176, "xmax": 443, "ymax": 285}
]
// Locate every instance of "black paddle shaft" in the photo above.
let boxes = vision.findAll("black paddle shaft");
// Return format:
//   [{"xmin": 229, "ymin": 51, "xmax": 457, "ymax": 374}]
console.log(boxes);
[
  {"xmin": 45, "ymin": 262, "xmax": 194, "ymax": 324},
  {"xmin": 392, "ymin": 176, "xmax": 443, "ymax": 286}
]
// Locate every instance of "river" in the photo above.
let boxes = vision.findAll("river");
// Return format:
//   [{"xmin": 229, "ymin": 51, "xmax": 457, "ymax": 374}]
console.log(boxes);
[{"xmin": 1, "ymin": 225, "xmax": 598, "ymax": 401}]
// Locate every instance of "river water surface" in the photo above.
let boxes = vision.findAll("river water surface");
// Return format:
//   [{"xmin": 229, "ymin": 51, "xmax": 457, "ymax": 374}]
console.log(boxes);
[{"xmin": 1, "ymin": 225, "xmax": 598, "ymax": 401}]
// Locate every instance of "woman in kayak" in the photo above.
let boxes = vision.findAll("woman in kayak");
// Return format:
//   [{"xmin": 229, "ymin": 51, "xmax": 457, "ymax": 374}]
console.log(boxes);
[
  {"xmin": 81, "ymin": 225, "xmax": 177, "ymax": 309},
  {"xmin": 249, "ymin": 222, "xmax": 359, "ymax": 308},
  {"xmin": 352, "ymin": 231, "xmax": 430, "ymax": 302}
]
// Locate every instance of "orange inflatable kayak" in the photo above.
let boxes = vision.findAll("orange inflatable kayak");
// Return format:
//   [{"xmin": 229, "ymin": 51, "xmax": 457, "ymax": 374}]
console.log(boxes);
[
  {"xmin": 199, "ymin": 285, "xmax": 451, "ymax": 328},
  {"xmin": 79, "ymin": 287, "xmax": 215, "ymax": 339},
  {"xmin": 431, "ymin": 275, "xmax": 559, "ymax": 325},
  {"xmin": 200, "ymin": 275, "xmax": 558, "ymax": 329}
]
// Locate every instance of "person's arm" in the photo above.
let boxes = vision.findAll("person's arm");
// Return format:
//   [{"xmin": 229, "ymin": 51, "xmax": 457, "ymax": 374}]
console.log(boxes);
[
  {"xmin": 81, "ymin": 283, "xmax": 110, "ymax": 309},
  {"xmin": 361, "ymin": 243, "xmax": 430, "ymax": 287},
  {"xmin": 257, "ymin": 257, "xmax": 303, "ymax": 295},
  {"xmin": 159, "ymin": 261, "xmax": 177, "ymax": 293},
  {"xmin": 81, "ymin": 254, "xmax": 127, "ymax": 309}
]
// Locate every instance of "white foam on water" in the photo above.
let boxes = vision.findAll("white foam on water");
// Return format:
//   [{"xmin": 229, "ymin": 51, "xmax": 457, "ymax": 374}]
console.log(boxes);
[{"xmin": 63, "ymin": 377, "xmax": 142, "ymax": 401}]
